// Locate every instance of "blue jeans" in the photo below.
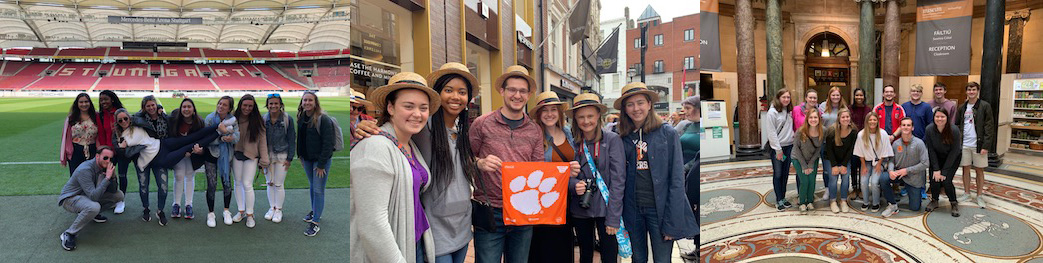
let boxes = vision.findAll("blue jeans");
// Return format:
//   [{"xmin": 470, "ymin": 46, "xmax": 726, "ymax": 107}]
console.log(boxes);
[
  {"xmin": 473, "ymin": 208, "xmax": 532, "ymax": 263},
  {"xmin": 880, "ymin": 175, "xmax": 923, "ymax": 211},
  {"xmin": 435, "ymin": 244, "xmax": 469, "ymax": 263},
  {"xmin": 301, "ymin": 159, "xmax": 331, "ymax": 223},
  {"xmin": 630, "ymin": 207, "xmax": 674, "ymax": 263},
  {"xmin": 137, "ymin": 162, "xmax": 168, "ymax": 212},
  {"xmin": 770, "ymin": 145, "xmax": 794, "ymax": 204},
  {"xmin": 820, "ymin": 148, "xmax": 832, "ymax": 196},
  {"xmin": 417, "ymin": 243, "xmax": 425, "ymax": 263},
  {"xmin": 860, "ymin": 161, "xmax": 882, "ymax": 206},
  {"xmin": 827, "ymin": 164, "xmax": 851, "ymax": 200}
]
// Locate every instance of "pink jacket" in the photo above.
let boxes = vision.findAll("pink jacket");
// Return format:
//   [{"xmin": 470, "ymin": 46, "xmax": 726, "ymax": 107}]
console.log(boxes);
[
  {"xmin": 59, "ymin": 119, "xmax": 73, "ymax": 165},
  {"xmin": 792, "ymin": 103, "xmax": 822, "ymax": 131}
]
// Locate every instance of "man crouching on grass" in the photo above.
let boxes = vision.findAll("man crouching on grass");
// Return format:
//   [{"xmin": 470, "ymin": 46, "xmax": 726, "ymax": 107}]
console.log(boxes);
[{"xmin": 58, "ymin": 146, "xmax": 124, "ymax": 251}]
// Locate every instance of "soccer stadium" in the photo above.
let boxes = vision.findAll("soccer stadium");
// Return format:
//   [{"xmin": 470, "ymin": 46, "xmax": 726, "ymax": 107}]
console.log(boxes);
[{"xmin": 0, "ymin": 0, "xmax": 350, "ymax": 260}]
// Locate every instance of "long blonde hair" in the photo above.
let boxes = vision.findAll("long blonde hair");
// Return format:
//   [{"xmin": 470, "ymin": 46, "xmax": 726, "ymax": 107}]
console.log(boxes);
[
  {"xmin": 298, "ymin": 91, "xmax": 325, "ymax": 129},
  {"xmin": 797, "ymin": 108, "xmax": 823, "ymax": 143},
  {"xmin": 831, "ymin": 108, "xmax": 857, "ymax": 146},
  {"xmin": 823, "ymin": 87, "xmax": 848, "ymax": 113},
  {"xmin": 862, "ymin": 112, "xmax": 882, "ymax": 149}
]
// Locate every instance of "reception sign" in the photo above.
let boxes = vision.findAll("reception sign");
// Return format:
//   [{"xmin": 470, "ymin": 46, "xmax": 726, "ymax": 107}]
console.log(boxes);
[{"xmin": 914, "ymin": 0, "xmax": 973, "ymax": 76}]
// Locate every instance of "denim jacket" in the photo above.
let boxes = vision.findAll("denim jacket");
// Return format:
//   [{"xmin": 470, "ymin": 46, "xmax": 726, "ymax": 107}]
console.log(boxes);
[
  {"xmin": 620, "ymin": 124, "xmax": 698, "ymax": 238},
  {"xmin": 263, "ymin": 112, "xmax": 296, "ymax": 162},
  {"xmin": 543, "ymin": 127, "xmax": 575, "ymax": 161}
]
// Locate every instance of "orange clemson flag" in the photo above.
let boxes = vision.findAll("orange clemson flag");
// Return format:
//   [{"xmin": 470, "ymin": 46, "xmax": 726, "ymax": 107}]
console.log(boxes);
[{"xmin": 501, "ymin": 162, "xmax": 571, "ymax": 225}]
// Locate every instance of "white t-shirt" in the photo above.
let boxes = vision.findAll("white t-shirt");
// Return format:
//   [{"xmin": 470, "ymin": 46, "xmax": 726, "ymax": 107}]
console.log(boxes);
[{"xmin": 963, "ymin": 103, "xmax": 977, "ymax": 148}]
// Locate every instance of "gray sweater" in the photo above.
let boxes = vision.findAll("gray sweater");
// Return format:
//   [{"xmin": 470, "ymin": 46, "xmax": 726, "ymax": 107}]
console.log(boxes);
[
  {"xmin": 416, "ymin": 121, "xmax": 473, "ymax": 256},
  {"xmin": 766, "ymin": 107, "xmax": 794, "ymax": 150},
  {"xmin": 58, "ymin": 159, "xmax": 111, "ymax": 206},
  {"xmin": 350, "ymin": 123, "xmax": 435, "ymax": 263},
  {"xmin": 791, "ymin": 134, "xmax": 822, "ymax": 170},
  {"xmin": 888, "ymin": 137, "xmax": 929, "ymax": 189}
]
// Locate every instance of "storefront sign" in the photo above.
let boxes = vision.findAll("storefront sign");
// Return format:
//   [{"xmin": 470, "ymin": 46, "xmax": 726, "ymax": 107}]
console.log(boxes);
[
  {"xmin": 914, "ymin": 0, "xmax": 973, "ymax": 76},
  {"xmin": 517, "ymin": 31, "xmax": 534, "ymax": 50},
  {"xmin": 350, "ymin": 57, "xmax": 400, "ymax": 90},
  {"xmin": 560, "ymin": 79, "xmax": 580, "ymax": 91}
]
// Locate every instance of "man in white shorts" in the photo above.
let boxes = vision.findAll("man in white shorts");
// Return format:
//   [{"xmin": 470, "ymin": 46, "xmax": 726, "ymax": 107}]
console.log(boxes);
[{"xmin": 954, "ymin": 82, "xmax": 994, "ymax": 209}]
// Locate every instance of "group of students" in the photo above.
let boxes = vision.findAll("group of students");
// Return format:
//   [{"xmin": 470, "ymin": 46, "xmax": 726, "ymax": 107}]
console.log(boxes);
[
  {"xmin": 765, "ymin": 82, "xmax": 994, "ymax": 218},
  {"xmin": 57, "ymin": 91, "xmax": 339, "ymax": 251},
  {"xmin": 349, "ymin": 63, "xmax": 701, "ymax": 263}
]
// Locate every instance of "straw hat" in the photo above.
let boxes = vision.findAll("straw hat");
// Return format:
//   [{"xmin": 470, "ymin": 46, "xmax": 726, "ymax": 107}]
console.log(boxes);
[
  {"xmin": 566, "ymin": 93, "xmax": 608, "ymax": 117},
  {"xmin": 529, "ymin": 91, "xmax": 567, "ymax": 118},
  {"xmin": 427, "ymin": 62, "xmax": 479, "ymax": 92},
  {"xmin": 369, "ymin": 72, "xmax": 441, "ymax": 113},
  {"xmin": 614, "ymin": 82, "xmax": 660, "ymax": 110},
  {"xmin": 349, "ymin": 88, "xmax": 373, "ymax": 108},
  {"xmin": 494, "ymin": 65, "xmax": 536, "ymax": 96}
]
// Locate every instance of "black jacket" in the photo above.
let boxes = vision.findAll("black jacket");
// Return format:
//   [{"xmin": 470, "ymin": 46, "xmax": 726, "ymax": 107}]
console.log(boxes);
[
  {"xmin": 954, "ymin": 99, "xmax": 995, "ymax": 152},
  {"xmin": 925, "ymin": 123, "xmax": 963, "ymax": 177},
  {"xmin": 297, "ymin": 113, "xmax": 335, "ymax": 167}
]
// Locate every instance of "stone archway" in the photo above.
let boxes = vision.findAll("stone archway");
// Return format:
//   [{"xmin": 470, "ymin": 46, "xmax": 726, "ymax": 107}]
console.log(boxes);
[{"xmin": 792, "ymin": 20, "xmax": 861, "ymax": 96}]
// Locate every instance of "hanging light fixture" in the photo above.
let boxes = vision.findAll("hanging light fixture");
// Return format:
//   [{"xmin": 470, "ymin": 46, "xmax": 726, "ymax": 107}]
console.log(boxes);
[{"xmin": 821, "ymin": 27, "xmax": 830, "ymax": 57}]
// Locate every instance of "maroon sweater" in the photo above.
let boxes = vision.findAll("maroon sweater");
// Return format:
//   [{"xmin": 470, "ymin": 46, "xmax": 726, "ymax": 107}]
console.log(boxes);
[{"xmin": 469, "ymin": 108, "xmax": 544, "ymax": 208}]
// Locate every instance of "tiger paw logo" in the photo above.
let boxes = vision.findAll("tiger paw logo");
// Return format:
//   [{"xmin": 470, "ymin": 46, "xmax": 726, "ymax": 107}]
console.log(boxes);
[{"xmin": 508, "ymin": 169, "xmax": 561, "ymax": 215}]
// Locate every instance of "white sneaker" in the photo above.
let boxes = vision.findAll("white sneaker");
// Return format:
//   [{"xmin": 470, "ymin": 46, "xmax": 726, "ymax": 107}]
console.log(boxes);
[
  {"xmin": 246, "ymin": 215, "xmax": 256, "ymax": 228},
  {"xmin": 222, "ymin": 210, "xmax": 233, "ymax": 225},
  {"xmin": 976, "ymin": 196, "xmax": 987, "ymax": 209},
  {"xmin": 264, "ymin": 208, "xmax": 274, "ymax": 221},
  {"xmin": 840, "ymin": 200, "xmax": 850, "ymax": 213},
  {"xmin": 799, "ymin": 204, "xmax": 808, "ymax": 215},
  {"xmin": 207, "ymin": 212, "xmax": 216, "ymax": 228},
  {"xmin": 114, "ymin": 201, "xmax": 126, "ymax": 214},
  {"xmin": 830, "ymin": 201, "xmax": 839, "ymax": 213},
  {"xmin": 272, "ymin": 209, "xmax": 283, "ymax": 223},
  {"xmin": 232, "ymin": 211, "xmax": 244, "ymax": 223},
  {"xmin": 959, "ymin": 194, "xmax": 972, "ymax": 202},
  {"xmin": 882, "ymin": 203, "xmax": 899, "ymax": 218}
]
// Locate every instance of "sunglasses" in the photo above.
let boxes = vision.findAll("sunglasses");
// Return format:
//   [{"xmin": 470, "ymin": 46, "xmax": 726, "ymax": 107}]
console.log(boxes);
[
  {"xmin": 100, "ymin": 156, "xmax": 111, "ymax": 161},
  {"xmin": 267, "ymin": 93, "xmax": 281, "ymax": 98},
  {"xmin": 352, "ymin": 106, "xmax": 366, "ymax": 112},
  {"xmin": 118, "ymin": 117, "xmax": 129, "ymax": 122}
]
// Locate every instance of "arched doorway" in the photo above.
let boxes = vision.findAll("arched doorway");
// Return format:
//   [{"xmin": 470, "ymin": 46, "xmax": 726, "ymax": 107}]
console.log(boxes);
[{"xmin": 804, "ymin": 32, "xmax": 851, "ymax": 103}]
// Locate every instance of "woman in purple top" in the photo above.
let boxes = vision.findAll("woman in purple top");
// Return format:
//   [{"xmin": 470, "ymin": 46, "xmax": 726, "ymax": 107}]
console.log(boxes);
[{"xmin": 350, "ymin": 72, "xmax": 441, "ymax": 263}]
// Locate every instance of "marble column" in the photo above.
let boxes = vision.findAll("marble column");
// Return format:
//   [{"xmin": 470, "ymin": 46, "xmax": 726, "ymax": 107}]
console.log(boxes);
[
  {"xmin": 1005, "ymin": 9, "xmax": 1030, "ymax": 74},
  {"xmin": 766, "ymin": 0, "xmax": 783, "ymax": 96},
  {"xmin": 981, "ymin": 0, "xmax": 1004, "ymax": 166},
  {"xmin": 857, "ymin": 0, "xmax": 876, "ymax": 104},
  {"xmin": 735, "ymin": 0, "xmax": 760, "ymax": 153},
  {"xmin": 795, "ymin": 55, "xmax": 806, "ymax": 92},
  {"xmin": 882, "ymin": 0, "xmax": 900, "ymax": 92},
  {"xmin": 849, "ymin": 59, "xmax": 859, "ymax": 91}
]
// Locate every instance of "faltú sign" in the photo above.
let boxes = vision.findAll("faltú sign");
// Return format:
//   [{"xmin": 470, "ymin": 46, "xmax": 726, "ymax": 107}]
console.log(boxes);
[
  {"xmin": 108, "ymin": 16, "xmax": 202, "ymax": 25},
  {"xmin": 914, "ymin": 0, "xmax": 972, "ymax": 76}
]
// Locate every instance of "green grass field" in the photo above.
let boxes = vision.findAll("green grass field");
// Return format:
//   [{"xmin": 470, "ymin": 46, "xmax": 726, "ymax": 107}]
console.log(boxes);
[{"xmin": 0, "ymin": 96, "xmax": 350, "ymax": 196}]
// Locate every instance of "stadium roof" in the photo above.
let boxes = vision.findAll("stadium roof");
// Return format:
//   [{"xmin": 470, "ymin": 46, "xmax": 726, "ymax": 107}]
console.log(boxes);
[{"xmin": 0, "ymin": 0, "xmax": 349, "ymax": 51}]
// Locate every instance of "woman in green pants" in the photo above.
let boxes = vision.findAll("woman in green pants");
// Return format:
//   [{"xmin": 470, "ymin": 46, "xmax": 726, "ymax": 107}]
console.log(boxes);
[{"xmin": 792, "ymin": 109, "xmax": 824, "ymax": 214}]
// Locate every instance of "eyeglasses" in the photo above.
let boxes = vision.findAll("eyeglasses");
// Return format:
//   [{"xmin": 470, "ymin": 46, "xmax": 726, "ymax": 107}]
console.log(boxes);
[
  {"xmin": 504, "ymin": 88, "xmax": 529, "ymax": 95},
  {"xmin": 352, "ymin": 106, "xmax": 366, "ymax": 112}
]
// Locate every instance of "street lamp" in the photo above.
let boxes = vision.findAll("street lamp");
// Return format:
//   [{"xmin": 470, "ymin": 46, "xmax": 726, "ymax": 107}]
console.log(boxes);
[{"xmin": 627, "ymin": 68, "xmax": 637, "ymax": 83}]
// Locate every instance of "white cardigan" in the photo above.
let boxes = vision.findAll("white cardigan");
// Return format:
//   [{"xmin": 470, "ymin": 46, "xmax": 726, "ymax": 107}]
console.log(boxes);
[
  {"xmin": 122, "ymin": 126, "xmax": 160, "ymax": 171},
  {"xmin": 350, "ymin": 123, "xmax": 435, "ymax": 263}
]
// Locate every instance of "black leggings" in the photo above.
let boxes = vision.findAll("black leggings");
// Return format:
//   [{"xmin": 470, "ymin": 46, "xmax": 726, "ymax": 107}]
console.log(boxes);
[
  {"xmin": 204, "ymin": 161, "xmax": 233, "ymax": 212},
  {"xmin": 150, "ymin": 126, "xmax": 220, "ymax": 169},
  {"xmin": 573, "ymin": 217, "xmax": 618, "ymax": 263},
  {"xmin": 68, "ymin": 143, "xmax": 97, "ymax": 176},
  {"xmin": 114, "ymin": 154, "xmax": 132, "ymax": 194},
  {"xmin": 931, "ymin": 169, "xmax": 958, "ymax": 203}
]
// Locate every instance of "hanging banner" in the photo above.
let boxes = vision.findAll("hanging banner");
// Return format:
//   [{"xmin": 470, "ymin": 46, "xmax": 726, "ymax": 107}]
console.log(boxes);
[
  {"xmin": 914, "ymin": 0, "xmax": 973, "ymax": 76},
  {"xmin": 699, "ymin": 0, "xmax": 721, "ymax": 72},
  {"xmin": 501, "ymin": 162, "xmax": 571, "ymax": 225}
]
